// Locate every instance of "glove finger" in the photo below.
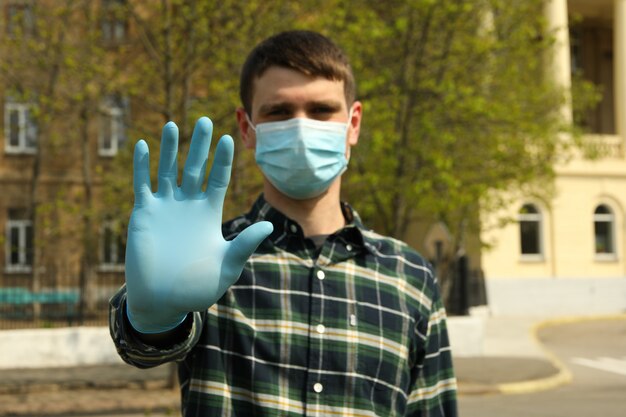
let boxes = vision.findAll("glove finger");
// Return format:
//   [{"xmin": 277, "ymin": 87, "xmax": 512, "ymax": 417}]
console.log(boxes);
[
  {"xmin": 205, "ymin": 135, "xmax": 234, "ymax": 217},
  {"xmin": 222, "ymin": 221, "xmax": 273, "ymax": 286},
  {"xmin": 182, "ymin": 117, "xmax": 213, "ymax": 196},
  {"xmin": 157, "ymin": 121, "xmax": 179, "ymax": 196},
  {"xmin": 132, "ymin": 139, "xmax": 152, "ymax": 205}
]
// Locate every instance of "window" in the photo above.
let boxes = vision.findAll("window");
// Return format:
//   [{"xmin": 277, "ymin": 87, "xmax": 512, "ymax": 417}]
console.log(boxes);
[
  {"xmin": 4, "ymin": 101, "xmax": 37, "ymax": 154},
  {"xmin": 5, "ymin": 2, "xmax": 34, "ymax": 37},
  {"xmin": 101, "ymin": 0, "xmax": 127, "ymax": 43},
  {"xmin": 519, "ymin": 203, "xmax": 542, "ymax": 257},
  {"xmin": 100, "ymin": 221, "xmax": 125, "ymax": 270},
  {"xmin": 99, "ymin": 96, "xmax": 127, "ymax": 156},
  {"xmin": 594, "ymin": 204, "xmax": 615, "ymax": 256},
  {"xmin": 569, "ymin": 23, "xmax": 615, "ymax": 134},
  {"xmin": 5, "ymin": 209, "xmax": 33, "ymax": 273}
]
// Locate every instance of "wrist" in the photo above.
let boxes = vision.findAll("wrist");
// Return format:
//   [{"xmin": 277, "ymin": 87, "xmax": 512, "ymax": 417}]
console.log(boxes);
[
  {"xmin": 125, "ymin": 308, "xmax": 194, "ymax": 348},
  {"xmin": 125, "ymin": 304, "xmax": 188, "ymax": 335}
]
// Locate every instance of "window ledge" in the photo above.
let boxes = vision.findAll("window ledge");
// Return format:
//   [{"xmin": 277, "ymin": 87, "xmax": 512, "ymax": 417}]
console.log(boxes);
[
  {"xmin": 98, "ymin": 150, "xmax": 118, "ymax": 157},
  {"xmin": 97, "ymin": 264, "xmax": 125, "ymax": 273},
  {"xmin": 5, "ymin": 148, "xmax": 37, "ymax": 155},
  {"xmin": 4, "ymin": 266, "xmax": 32, "ymax": 274},
  {"xmin": 519, "ymin": 254, "xmax": 545, "ymax": 263},
  {"xmin": 594, "ymin": 254, "xmax": 618, "ymax": 263}
]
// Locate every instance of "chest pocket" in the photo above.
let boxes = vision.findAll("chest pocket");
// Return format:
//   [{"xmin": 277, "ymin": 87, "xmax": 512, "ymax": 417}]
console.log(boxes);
[{"xmin": 348, "ymin": 300, "xmax": 415, "ymax": 392}]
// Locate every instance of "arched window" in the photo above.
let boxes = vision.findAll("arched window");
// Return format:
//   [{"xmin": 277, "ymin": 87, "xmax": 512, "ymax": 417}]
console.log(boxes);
[
  {"xmin": 519, "ymin": 204, "xmax": 542, "ymax": 256},
  {"xmin": 594, "ymin": 205, "xmax": 615, "ymax": 255}
]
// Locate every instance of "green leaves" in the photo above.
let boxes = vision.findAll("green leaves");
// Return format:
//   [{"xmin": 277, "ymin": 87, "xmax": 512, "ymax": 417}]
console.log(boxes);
[{"xmin": 322, "ymin": 0, "xmax": 597, "ymax": 251}]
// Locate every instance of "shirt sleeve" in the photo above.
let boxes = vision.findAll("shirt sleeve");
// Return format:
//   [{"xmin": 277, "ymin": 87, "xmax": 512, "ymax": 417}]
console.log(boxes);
[
  {"xmin": 108, "ymin": 285, "xmax": 204, "ymax": 369},
  {"xmin": 406, "ymin": 283, "xmax": 459, "ymax": 416}
]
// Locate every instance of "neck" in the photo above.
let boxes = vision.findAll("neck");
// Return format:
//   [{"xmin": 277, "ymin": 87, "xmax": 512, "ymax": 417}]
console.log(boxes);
[{"xmin": 264, "ymin": 180, "xmax": 345, "ymax": 237}]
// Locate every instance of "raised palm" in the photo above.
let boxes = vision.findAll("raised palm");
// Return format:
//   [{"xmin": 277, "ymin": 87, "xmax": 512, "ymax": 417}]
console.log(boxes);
[{"xmin": 125, "ymin": 117, "xmax": 272, "ymax": 333}]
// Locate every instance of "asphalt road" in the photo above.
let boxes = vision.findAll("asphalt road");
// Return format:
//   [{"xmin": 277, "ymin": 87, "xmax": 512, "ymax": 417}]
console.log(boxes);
[{"xmin": 459, "ymin": 318, "xmax": 626, "ymax": 417}]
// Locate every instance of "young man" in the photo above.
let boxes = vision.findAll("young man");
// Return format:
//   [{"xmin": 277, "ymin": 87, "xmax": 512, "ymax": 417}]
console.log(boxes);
[{"xmin": 110, "ymin": 30, "xmax": 458, "ymax": 416}]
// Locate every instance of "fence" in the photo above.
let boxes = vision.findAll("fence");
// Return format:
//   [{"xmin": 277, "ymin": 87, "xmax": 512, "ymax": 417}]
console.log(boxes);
[
  {"xmin": 445, "ymin": 256, "xmax": 488, "ymax": 316},
  {"xmin": 1, "ymin": 259, "xmax": 487, "ymax": 329},
  {"xmin": 0, "ymin": 273, "xmax": 123, "ymax": 330},
  {"xmin": 433, "ymin": 255, "xmax": 488, "ymax": 316}
]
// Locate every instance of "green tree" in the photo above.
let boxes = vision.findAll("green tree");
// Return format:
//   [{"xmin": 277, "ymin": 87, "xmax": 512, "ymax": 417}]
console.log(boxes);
[
  {"xmin": 302, "ymin": 0, "xmax": 598, "ymax": 303},
  {"xmin": 0, "ymin": 0, "xmax": 121, "ymax": 320},
  {"xmin": 103, "ymin": 0, "xmax": 303, "ymax": 222},
  {"xmin": 2, "ymin": 0, "xmax": 600, "ymax": 317}
]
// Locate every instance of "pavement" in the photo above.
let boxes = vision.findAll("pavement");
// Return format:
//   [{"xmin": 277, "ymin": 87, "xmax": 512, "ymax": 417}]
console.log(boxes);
[
  {"xmin": 454, "ymin": 315, "xmax": 571, "ymax": 395},
  {"xmin": 0, "ymin": 315, "xmax": 578, "ymax": 417}
]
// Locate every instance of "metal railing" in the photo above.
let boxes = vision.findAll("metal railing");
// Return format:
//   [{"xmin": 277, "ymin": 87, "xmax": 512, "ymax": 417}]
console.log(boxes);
[
  {"xmin": 584, "ymin": 134, "xmax": 625, "ymax": 159},
  {"xmin": 0, "ymin": 275, "xmax": 122, "ymax": 330}
]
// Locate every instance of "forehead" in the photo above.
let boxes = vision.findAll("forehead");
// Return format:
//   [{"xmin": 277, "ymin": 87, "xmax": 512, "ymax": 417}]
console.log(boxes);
[{"xmin": 251, "ymin": 66, "xmax": 345, "ymax": 112}]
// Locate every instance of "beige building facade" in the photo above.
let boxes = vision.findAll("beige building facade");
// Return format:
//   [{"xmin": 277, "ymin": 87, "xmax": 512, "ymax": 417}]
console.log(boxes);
[
  {"xmin": 0, "ymin": 1, "xmax": 130, "ymax": 326},
  {"xmin": 481, "ymin": 0, "xmax": 626, "ymax": 316}
]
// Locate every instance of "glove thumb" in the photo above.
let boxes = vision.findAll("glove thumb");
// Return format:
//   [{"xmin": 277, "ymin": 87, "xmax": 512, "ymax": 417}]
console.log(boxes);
[{"xmin": 220, "ymin": 221, "xmax": 273, "ymax": 290}]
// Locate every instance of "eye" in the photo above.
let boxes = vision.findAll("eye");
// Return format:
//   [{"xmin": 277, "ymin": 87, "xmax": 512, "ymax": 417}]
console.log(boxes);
[
  {"xmin": 268, "ymin": 108, "xmax": 289, "ymax": 116},
  {"xmin": 309, "ymin": 106, "xmax": 339, "ymax": 121},
  {"xmin": 263, "ymin": 108, "xmax": 292, "ymax": 121},
  {"xmin": 312, "ymin": 106, "xmax": 333, "ymax": 114}
]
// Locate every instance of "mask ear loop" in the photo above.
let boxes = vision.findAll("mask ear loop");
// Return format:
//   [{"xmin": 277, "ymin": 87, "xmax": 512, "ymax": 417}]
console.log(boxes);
[
  {"xmin": 345, "ymin": 107, "xmax": 355, "ymax": 161},
  {"xmin": 245, "ymin": 113, "xmax": 257, "ymax": 132}
]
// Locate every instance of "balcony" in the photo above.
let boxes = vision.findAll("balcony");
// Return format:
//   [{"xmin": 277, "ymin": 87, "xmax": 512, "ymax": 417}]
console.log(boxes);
[{"xmin": 583, "ymin": 134, "xmax": 624, "ymax": 159}]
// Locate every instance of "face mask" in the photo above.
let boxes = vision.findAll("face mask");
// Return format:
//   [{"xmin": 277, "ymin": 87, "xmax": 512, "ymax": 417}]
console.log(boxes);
[{"xmin": 248, "ymin": 114, "xmax": 351, "ymax": 200}]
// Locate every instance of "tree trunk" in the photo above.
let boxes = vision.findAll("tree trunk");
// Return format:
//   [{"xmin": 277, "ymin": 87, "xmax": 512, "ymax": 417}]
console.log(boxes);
[
  {"xmin": 29, "ymin": 147, "xmax": 42, "ymax": 321},
  {"xmin": 79, "ymin": 105, "xmax": 96, "ymax": 323}
]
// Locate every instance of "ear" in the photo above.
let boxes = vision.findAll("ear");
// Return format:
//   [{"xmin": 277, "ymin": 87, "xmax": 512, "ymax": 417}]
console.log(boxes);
[
  {"xmin": 236, "ymin": 107, "xmax": 256, "ymax": 149},
  {"xmin": 347, "ymin": 101, "xmax": 362, "ymax": 147}
]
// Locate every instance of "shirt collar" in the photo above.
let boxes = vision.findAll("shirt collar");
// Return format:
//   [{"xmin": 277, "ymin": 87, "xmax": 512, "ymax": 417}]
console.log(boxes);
[{"xmin": 245, "ymin": 194, "xmax": 372, "ymax": 254}]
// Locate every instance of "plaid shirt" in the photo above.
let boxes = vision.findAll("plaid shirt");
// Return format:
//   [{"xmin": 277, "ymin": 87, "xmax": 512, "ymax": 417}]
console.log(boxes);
[{"xmin": 110, "ymin": 195, "xmax": 458, "ymax": 416}]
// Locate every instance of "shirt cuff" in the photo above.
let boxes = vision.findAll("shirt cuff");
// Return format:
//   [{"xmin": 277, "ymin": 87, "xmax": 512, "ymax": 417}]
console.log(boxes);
[{"xmin": 109, "ymin": 285, "xmax": 203, "ymax": 368}]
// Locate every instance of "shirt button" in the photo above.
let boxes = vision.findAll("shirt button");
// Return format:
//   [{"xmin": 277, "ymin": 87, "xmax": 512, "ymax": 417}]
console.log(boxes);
[
  {"xmin": 289, "ymin": 224, "xmax": 297, "ymax": 233},
  {"xmin": 316, "ymin": 270, "xmax": 325, "ymax": 280},
  {"xmin": 316, "ymin": 324, "xmax": 325, "ymax": 334},
  {"xmin": 313, "ymin": 382, "xmax": 323, "ymax": 393}
]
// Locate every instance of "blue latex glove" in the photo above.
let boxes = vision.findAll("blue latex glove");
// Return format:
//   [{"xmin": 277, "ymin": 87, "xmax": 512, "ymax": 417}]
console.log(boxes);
[{"xmin": 125, "ymin": 117, "xmax": 273, "ymax": 334}]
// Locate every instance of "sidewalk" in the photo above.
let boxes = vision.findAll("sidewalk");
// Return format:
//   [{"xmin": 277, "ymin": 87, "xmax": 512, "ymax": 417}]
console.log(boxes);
[
  {"xmin": 0, "ymin": 316, "xmax": 568, "ymax": 416},
  {"xmin": 0, "ymin": 364, "xmax": 180, "ymax": 416},
  {"xmin": 454, "ymin": 316, "xmax": 569, "ymax": 395}
]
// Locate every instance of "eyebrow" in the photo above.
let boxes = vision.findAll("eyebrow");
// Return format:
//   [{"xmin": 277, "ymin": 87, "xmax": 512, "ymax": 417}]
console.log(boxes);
[
  {"xmin": 306, "ymin": 100, "xmax": 343, "ymax": 111},
  {"xmin": 257, "ymin": 99, "xmax": 344, "ymax": 116},
  {"xmin": 257, "ymin": 102, "xmax": 295, "ymax": 115}
]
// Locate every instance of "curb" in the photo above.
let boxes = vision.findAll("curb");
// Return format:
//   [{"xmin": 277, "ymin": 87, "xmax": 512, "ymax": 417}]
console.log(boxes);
[{"xmin": 492, "ymin": 313, "xmax": 626, "ymax": 395}]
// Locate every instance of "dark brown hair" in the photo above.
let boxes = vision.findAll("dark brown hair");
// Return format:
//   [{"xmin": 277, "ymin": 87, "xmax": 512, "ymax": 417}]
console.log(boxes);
[{"xmin": 239, "ymin": 30, "xmax": 356, "ymax": 114}]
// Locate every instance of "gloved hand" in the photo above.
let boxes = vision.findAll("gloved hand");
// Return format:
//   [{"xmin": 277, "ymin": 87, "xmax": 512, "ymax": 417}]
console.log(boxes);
[{"xmin": 124, "ymin": 117, "xmax": 273, "ymax": 334}]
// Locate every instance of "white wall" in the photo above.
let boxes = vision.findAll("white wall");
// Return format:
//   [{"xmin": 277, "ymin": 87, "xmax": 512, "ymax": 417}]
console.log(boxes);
[
  {"xmin": 0, "ymin": 327, "xmax": 123, "ymax": 369},
  {"xmin": 0, "ymin": 320, "xmax": 486, "ymax": 369},
  {"xmin": 486, "ymin": 277, "xmax": 626, "ymax": 316}
]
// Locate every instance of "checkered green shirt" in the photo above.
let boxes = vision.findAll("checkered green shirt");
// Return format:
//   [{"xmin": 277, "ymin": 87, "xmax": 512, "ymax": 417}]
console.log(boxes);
[{"xmin": 110, "ymin": 195, "xmax": 458, "ymax": 416}]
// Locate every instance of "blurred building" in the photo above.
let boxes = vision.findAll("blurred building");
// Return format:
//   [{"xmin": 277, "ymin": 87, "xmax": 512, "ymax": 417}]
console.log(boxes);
[
  {"xmin": 2, "ymin": 0, "xmax": 625, "ymax": 326},
  {"xmin": 481, "ymin": 0, "xmax": 626, "ymax": 316},
  {"xmin": 0, "ymin": 0, "xmax": 130, "ymax": 326}
]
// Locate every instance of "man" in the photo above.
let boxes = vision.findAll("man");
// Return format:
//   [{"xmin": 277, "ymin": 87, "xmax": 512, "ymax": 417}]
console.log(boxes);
[{"xmin": 110, "ymin": 30, "xmax": 458, "ymax": 416}]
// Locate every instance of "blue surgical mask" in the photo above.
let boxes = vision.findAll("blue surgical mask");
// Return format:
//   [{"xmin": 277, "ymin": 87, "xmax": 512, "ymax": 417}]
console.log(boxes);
[{"xmin": 248, "ymin": 115, "xmax": 351, "ymax": 200}]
